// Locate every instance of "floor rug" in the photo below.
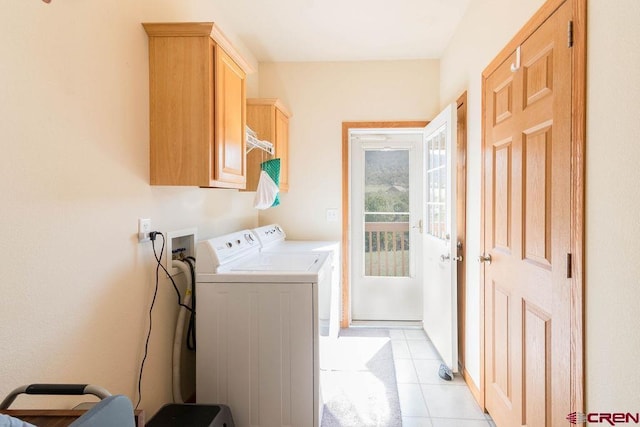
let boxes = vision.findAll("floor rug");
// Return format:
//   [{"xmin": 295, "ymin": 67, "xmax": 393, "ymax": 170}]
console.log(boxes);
[{"xmin": 321, "ymin": 328, "xmax": 401, "ymax": 427}]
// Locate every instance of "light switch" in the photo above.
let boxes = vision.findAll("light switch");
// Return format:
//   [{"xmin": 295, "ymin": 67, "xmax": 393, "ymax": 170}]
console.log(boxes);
[{"xmin": 326, "ymin": 208, "xmax": 339, "ymax": 222}]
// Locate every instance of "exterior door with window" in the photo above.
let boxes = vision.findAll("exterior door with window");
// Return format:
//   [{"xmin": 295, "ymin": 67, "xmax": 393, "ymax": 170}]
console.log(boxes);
[
  {"xmin": 422, "ymin": 103, "xmax": 458, "ymax": 372},
  {"xmin": 350, "ymin": 132, "xmax": 423, "ymax": 321}
]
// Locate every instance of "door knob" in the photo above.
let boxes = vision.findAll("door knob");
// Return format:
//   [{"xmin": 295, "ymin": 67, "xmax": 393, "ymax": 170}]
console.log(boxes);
[{"xmin": 478, "ymin": 254, "xmax": 492, "ymax": 265}]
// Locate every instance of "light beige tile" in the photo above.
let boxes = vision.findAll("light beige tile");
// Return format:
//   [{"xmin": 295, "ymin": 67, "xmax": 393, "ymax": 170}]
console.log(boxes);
[
  {"xmin": 421, "ymin": 384, "xmax": 485, "ymax": 419},
  {"xmin": 394, "ymin": 358, "xmax": 418, "ymax": 383},
  {"xmin": 397, "ymin": 383, "xmax": 429, "ymax": 417},
  {"xmin": 404, "ymin": 329, "xmax": 429, "ymax": 340},
  {"xmin": 389, "ymin": 329, "xmax": 406, "ymax": 340},
  {"xmin": 391, "ymin": 339, "xmax": 412, "ymax": 359},
  {"xmin": 325, "ymin": 327, "xmax": 493, "ymax": 426},
  {"xmin": 431, "ymin": 418, "xmax": 492, "ymax": 427},
  {"xmin": 407, "ymin": 340, "xmax": 441, "ymax": 359},
  {"xmin": 402, "ymin": 416, "xmax": 434, "ymax": 426}
]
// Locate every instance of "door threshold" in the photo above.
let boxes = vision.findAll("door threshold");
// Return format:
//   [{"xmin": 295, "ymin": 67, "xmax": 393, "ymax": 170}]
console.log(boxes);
[{"xmin": 350, "ymin": 320, "xmax": 423, "ymax": 329}]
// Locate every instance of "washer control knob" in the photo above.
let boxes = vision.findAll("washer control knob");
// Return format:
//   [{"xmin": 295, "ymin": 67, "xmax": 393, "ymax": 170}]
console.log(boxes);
[{"xmin": 226, "ymin": 242, "xmax": 232, "ymax": 248}]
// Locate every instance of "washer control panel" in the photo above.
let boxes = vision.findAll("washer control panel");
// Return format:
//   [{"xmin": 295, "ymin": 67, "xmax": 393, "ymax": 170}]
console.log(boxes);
[
  {"xmin": 199, "ymin": 230, "xmax": 260, "ymax": 270},
  {"xmin": 252, "ymin": 224, "xmax": 286, "ymax": 247}
]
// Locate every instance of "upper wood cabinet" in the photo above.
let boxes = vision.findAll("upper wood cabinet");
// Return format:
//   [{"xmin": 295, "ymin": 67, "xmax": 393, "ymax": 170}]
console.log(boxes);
[
  {"xmin": 245, "ymin": 99, "xmax": 292, "ymax": 192},
  {"xmin": 143, "ymin": 22, "xmax": 252, "ymax": 188}
]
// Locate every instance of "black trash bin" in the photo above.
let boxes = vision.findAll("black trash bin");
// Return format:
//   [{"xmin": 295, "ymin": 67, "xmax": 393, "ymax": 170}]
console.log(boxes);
[{"xmin": 146, "ymin": 404, "xmax": 234, "ymax": 427}]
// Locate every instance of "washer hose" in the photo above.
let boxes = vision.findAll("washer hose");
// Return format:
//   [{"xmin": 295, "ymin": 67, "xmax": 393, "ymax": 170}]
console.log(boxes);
[{"xmin": 171, "ymin": 259, "xmax": 194, "ymax": 403}]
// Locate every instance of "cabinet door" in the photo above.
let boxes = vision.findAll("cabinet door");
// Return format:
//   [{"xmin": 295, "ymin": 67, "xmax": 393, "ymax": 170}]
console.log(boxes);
[
  {"xmin": 275, "ymin": 107, "xmax": 290, "ymax": 192},
  {"xmin": 213, "ymin": 44, "xmax": 246, "ymax": 188},
  {"xmin": 146, "ymin": 32, "xmax": 211, "ymax": 186}
]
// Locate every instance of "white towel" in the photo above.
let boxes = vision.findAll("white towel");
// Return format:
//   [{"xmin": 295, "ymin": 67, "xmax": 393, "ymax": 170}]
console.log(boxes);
[{"xmin": 253, "ymin": 170, "xmax": 279, "ymax": 209}]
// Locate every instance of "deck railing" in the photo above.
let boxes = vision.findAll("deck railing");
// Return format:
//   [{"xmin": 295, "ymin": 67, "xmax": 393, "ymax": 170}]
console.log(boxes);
[{"xmin": 364, "ymin": 222, "xmax": 410, "ymax": 277}]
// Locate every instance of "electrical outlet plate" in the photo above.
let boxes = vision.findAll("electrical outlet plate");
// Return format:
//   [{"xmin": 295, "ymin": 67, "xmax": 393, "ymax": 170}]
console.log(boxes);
[
  {"xmin": 138, "ymin": 218, "xmax": 151, "ymax": 242},
  {"xmin": 166, "ymin": 228, "xmax": 197, "ymax": 276}
]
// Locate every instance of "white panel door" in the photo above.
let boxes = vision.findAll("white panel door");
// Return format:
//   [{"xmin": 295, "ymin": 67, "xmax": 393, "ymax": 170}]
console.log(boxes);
[
  {"xmin": 422, "ymin": 103, "xmax": 458, "ymax": 372},
  {"xmin": 350, "ymin": 132, "xmax": 423, "ymax": 321}
]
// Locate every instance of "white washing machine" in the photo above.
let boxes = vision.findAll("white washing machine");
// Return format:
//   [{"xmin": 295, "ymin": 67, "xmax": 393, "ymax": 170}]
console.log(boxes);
[
  {"xmin": 251, "ymin": 224, "xmax": 341, "ymax": 339},
  {"xmin": 195, "ymin": 229, "xmax": 330, "ymax": 427}
]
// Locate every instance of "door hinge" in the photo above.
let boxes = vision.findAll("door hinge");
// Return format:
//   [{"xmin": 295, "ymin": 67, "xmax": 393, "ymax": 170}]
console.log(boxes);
[
  {"xmin": 568, "ymin": 20, "xmax": 574, "ymax": 48},
  {"xmin": 566, "ymin": 253, "xmax": 572, "ymax": 278}
]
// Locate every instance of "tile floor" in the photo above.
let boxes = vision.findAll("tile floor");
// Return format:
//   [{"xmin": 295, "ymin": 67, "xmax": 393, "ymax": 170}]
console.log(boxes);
[{"xmin": 388, "ymin": 327, "xmax": 496, "ymax": 427}]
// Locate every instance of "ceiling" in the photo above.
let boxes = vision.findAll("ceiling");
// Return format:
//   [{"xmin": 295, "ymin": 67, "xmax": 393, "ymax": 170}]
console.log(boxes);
[{"xmin": 210, "ymin": 0, "xmax": 471, "ymax": 62}]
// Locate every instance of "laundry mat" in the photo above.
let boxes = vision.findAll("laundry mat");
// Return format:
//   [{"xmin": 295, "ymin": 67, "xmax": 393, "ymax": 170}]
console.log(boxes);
[
  {"xmin": 253, "ymin": 158, "xmax": 281, "ymax": 209},
  {"xmin": 321, "ymin": 329, "xmax": 401, "ymax": 427}
]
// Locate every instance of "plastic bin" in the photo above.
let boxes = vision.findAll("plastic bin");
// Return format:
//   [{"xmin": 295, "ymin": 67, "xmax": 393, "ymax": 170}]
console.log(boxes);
[{"xmin": 146, "ymin": 403, "xmax": 234, "ymax": 427}]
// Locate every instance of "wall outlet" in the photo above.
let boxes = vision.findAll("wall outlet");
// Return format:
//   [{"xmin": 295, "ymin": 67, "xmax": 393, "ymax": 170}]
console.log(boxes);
[{"xmin": 138, "ymin": 218, "xmax": 151, "ymax": 242}]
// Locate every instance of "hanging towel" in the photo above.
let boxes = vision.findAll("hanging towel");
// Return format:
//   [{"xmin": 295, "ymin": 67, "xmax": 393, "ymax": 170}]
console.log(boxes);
[
  {"xmin": 253, "ymin": 158, "xmax": 281, "ymax": 209},
  {"xmin": 261, "ymin": 158, "xmax": 280, "ymax": 207}
]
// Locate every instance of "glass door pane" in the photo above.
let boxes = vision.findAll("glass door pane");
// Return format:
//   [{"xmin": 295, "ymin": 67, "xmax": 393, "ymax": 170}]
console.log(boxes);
[
  {"xmin": 426, "ymin": 124, "xmax": 447, "ymax": 240},
  {"xmin": 363, "ymin": 149, "xmax": 410, "ymax": 277}
]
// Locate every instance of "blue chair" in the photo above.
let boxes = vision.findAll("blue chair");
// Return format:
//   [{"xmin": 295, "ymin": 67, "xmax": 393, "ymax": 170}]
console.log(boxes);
[
  {"xmin": 70, "ymin": 395, "xmax": 135, "ymax": 427},
  {"xmin": 0, "ymin": 384, "xmax": 135, "ymax": 427}
]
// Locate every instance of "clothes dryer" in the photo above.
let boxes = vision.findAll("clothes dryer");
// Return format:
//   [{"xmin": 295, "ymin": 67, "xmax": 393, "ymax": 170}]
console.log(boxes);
[{"xmin": 251, "ymin": 224, "xmax": 341, "ymax": 339}]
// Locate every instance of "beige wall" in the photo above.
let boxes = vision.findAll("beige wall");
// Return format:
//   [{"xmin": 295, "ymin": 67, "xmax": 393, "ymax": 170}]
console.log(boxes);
[
  {"xmin": 257, "ymin": 60, "xmax": 441, "ymax": 239},
  {"xmin": 0, "ymin": 0, "xmax": 259, "ymax": 416},
  {"xmin": 441, "ymin": 0, "xmax": 640, "ymax": 412},
  {"xmin": 585, "ymin": 0, "xmax": 640, "ymax": 411}
]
